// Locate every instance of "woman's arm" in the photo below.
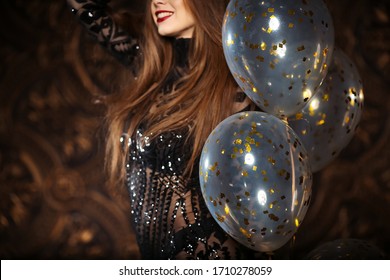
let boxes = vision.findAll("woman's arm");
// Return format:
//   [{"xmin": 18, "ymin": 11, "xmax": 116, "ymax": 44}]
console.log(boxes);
[{"xmin": 66, "ymin": 0, "xmax": 140, "ymax": 66}]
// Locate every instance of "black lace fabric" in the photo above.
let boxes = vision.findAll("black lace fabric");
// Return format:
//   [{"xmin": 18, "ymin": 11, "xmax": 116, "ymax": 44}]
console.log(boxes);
[
  {"xmin": 67, "ymin": 0, "xmax": 258, "ymax": 259},
  {"xmin": 67, "ymin": 0, "xmax": 140, "ymax": 67}
]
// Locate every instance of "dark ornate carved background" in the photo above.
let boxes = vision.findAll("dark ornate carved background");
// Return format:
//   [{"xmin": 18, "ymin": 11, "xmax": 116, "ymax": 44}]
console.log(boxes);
[{"xmin": 0, "ymin": 0, "xmax": 389, "ymax": 259}]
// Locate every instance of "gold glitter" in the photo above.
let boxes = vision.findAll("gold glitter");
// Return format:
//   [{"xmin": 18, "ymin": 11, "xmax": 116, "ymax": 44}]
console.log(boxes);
[
  {"xmin": 288, "ymin": 23, "xmax": 294, "ymax": 28},
  {"xmin": 261, "ymin": 42, "xmax": 267, "ymax": 51},
  {"xmin": 323, "ymin": 48, "xmax": 328, "ymax": 56},
  {"xmin": 262, "ymin": 12, "xmax": 267, "ymax": 17},
  {"xmin": 313, "ymin": 51, "xmax": 318, "ymax": 57},
  {"xmin": 316, "ymin": 119, "xmax": 325, "ymax": 126},
  {"xmin": 208, "ymin": 162, "xmax": 218, "ymax": 171},
  {"xmin": 316, "ymin": 114, "xmax": 326, "ymax": 126},
  {"xmin": 295, "ymin": 112, "xmax": 304, "ymax": 120},
  {"xmin": 217, "ymin": 213, "xmax": 225, "ymax": 222},
  {"xmin": 245, "ymin": 191, "xmax": 250, "ymax": 197},
  {"xmin": 268, "ymin": 8, "xmax": 275, "ymax": 13},
  {"xmin": 250, "ymin": 123, "xmax": 257, "ymax": 131},
  {"xmin": 226, "ymin": 39, "xmax": 235, "ymax": 46},
  {"xmin": 224, "ymin": 204, "xmax": 230, "ymax": 215},
  {"xmin": 322, "ymin": 94, "xmax": 329, "ymax": 101},
  {"xmin": 288, "ymin": 9, "xmax": 295, "ymax": 15},
  {"xmin": 221, "ymin": 149, "xmax": 225, "ymax": 155},
  {"xmin": 245, "ymin": 12, "xmax": 254, "ymax": 23},
  {"xmin": 256, "ymin": 55, "xmax": 265, "ymax": 62},
  {"xmin": 252, "ymin": 87, "xmax": 258, "ymax": 93},
  {"xmin": 269, "ymin": 213, "xmax": 279, "ymax": 221},
  {"xmin": 246, "ymin": 137, "xmax": 255, "ymax": 144},
  {"xmin": 231, "ymin": 154, "xmax": 236, "ymax": 159},
  {"xmin": 245, "ymin": 64, "xmax": 250, "ymax": 71},
  {"xmin": 240, "ymin": 227, "xmax": 252, "ymax": 238},
  {"xmin": 253, "ymin": 166, "xmax": 257, "ymax": 171},
  {"xmin": 245, "ymin": 143, "xmax": 251, "ymax": 152},
  {"xmin": 297, "ymin": 45, "xmax": 305, "ymax": 52},
  {"xmin": 295, "ymin": 218, "xmax": 300, "ymax": 227},
  {"xmin": 242, "ymin": 170, "xmax": 248, "ymax": 177},
  {"xmin": 262, "ymin": 170, "xmax": 267, "ymax": 175},
  {"xmin": 268, "ymin": 156, "xmax": 276, "ymax": 165},
  {"xmin": 269, "ymin": 188, "xmax": 275, "ymax": 194},
  {"xmin": 230, "ymin": 11, "xmax": 237, "ymax": 18},
  {"xmin": 267, "ymin": 27, "xmax": 273, "ymax": 34}
]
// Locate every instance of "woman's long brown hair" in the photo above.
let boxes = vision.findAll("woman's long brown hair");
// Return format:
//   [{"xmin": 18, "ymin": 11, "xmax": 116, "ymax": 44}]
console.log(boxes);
[{"xmin": 105, "ymin": 0, "xmax": 238, "ymax": 186}]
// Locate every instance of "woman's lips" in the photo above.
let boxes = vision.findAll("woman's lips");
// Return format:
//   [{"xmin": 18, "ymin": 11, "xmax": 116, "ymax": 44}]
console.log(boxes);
[{"xmin": 156, "ymin": 11, "xmax": 173, "ymax": 23}]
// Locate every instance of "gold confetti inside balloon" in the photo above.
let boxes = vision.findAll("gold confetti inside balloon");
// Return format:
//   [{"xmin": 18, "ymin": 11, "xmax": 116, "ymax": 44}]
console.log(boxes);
[
  {"xmin": 222, "ymin": 0, "xmax": 335, "ymax": 117},
  {"xmin": 199, "ymin": 111, "xmax": 312, "ymax": 252},
  {"xmin": 288, "ymin": 48, "xmax": 364, "ymax": 172}
]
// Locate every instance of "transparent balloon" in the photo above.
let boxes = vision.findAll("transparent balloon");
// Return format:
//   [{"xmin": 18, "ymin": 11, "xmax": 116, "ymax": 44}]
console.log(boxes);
[
  {"xmin": 288, "ymin": 48, "xmax": 364, "ymax": 172},
  {"xmin": 199, "ymin": 111, "xmax": 312, "ymax": 252},
  {"xmin": 306, "ymin": 239, "xmax": 386, "ymax": 260},
  {"xmin": 222, "ymin": 0, "xmax": 335, "ymax": 117}
]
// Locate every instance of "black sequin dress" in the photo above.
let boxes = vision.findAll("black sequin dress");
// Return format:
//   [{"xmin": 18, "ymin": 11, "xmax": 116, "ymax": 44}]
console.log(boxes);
[{"xmin": 67, "ymin": 0, "xmax": 258, "ymax": 259}]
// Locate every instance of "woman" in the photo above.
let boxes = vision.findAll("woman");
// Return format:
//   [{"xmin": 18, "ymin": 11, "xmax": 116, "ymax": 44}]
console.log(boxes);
[{"xmin": 67, "ymin": 0, "xmax": 258, "ymax": 259}]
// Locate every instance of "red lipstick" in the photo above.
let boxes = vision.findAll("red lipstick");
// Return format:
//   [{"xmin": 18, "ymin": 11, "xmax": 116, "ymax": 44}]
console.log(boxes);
[{"xmin": 156, "ymin": 10, "xmax": 174, "ymax": 23}]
